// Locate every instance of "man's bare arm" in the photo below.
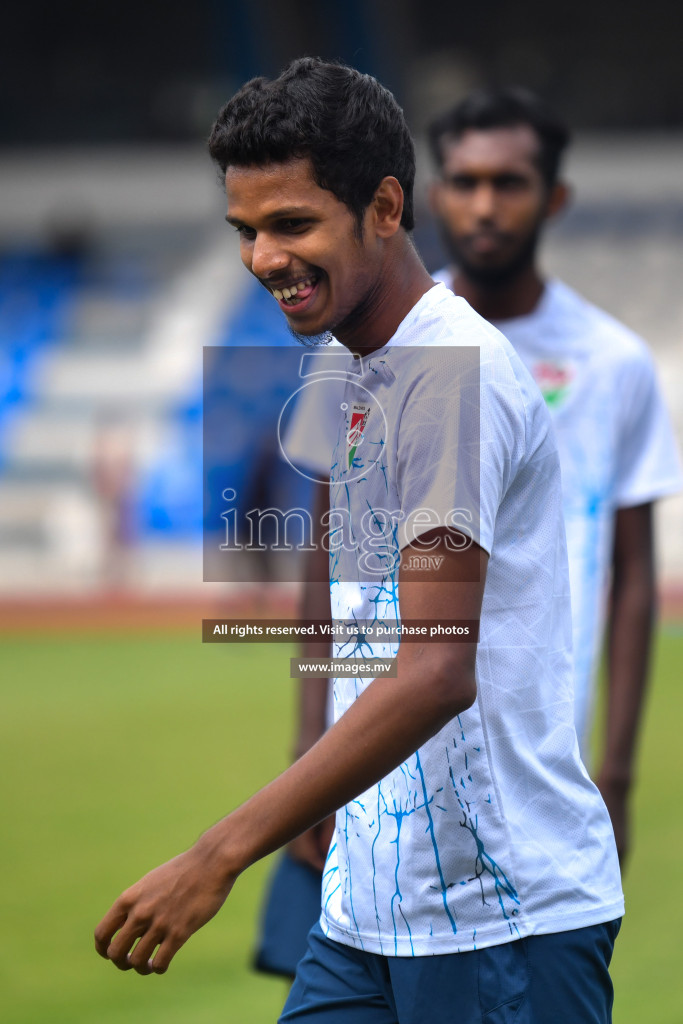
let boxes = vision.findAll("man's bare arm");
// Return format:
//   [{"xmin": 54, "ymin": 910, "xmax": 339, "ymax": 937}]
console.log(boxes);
[
  {"xmin": 597, "ymin": 502, "xmax": 655, "ymax": 867},
  {"xmin": 95, "ymin": 530, "xmax": 487, "ymax": 975}
]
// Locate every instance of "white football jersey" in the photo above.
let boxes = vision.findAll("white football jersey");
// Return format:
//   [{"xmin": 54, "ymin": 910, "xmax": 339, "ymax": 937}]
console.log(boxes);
[{"xmin": 309, "ymin": 284, "xmax": 623, "ymax": 956}]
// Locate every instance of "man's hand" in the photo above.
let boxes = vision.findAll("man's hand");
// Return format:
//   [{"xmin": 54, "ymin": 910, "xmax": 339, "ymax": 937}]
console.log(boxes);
[
  {"xmin": 94, "ymin": 844, "xmax": 234, "ymax": 975},
  {"xmin": 287, "ymin": 815, "xmax": 335, "ymax": 873}
]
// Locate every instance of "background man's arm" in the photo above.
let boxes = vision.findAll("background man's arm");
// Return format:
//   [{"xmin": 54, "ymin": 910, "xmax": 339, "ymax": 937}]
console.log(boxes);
[
  {"xmin": 597, "ymin": 502, "xmax": 655, "ymax": 867},
  {"xmin": 289, "ymin": 482, "xmax": 334, "ymax": 871},
  {"xmin": 94, "ymin": 531, "xmax": 487, "ymax": 975}
]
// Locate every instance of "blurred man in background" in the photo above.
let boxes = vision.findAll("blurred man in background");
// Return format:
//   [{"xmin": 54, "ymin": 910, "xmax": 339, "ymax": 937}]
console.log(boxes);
[{"xmin": 427, "ymin": 87, "xmax": 682, "ymax": 864}]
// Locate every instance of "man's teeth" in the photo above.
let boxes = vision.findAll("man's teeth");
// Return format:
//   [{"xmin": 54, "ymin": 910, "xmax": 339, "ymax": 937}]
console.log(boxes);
[{"xmin": 272, "ymin": 278, "xmax": 314, "ymax": 303}]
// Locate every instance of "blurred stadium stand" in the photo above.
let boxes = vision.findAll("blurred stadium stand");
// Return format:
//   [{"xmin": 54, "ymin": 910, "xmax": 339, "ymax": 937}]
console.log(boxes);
[
  {"xmin": 0, "ymin": 148, "xmax": 317, "ymax": 597},
  {"xmin": 0, "ymin": 150, "xmax": 234, "ymax": 594},
  {"xmin": 0, "ymin": 137, "xmax": 680, "ymax": 600},
  {"xmin": 0, "ymin": 1, "xmax": 681, "ymax": 606}
]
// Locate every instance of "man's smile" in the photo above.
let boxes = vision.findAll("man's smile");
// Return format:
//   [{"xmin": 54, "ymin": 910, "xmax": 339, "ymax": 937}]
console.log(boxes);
[
  {"xmin": 262, "ymin": 273, "xmax": 323, "ymax": 316},
  {"xmin": 269, "ymin": 274, "xmax": 319, "ymax": 305}
]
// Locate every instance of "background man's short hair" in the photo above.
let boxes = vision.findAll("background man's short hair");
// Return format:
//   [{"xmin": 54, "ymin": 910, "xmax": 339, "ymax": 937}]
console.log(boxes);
[
  {"xmin": 427, "ymin": 86, "xmax": 571, "ymax": 189},
  {"xmin": 208, "ymin": 56, "xmax": 416, "ymax": 232}
]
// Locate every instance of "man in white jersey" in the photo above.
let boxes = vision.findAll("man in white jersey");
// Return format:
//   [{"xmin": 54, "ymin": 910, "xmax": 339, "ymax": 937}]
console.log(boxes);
[
  {"xmin": 426, "ymin": 88, "xmax": 682, "ymax": 864},
  {"xmin": 95, "ymin": 60, "xmax": 623, "ymax": 1022}
]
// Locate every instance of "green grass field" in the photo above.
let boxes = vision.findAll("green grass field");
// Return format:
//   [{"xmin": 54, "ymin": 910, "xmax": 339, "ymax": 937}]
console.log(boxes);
[{"xmin": 1, "ymin": 626, "xmax": 682, "ymax": 1023}]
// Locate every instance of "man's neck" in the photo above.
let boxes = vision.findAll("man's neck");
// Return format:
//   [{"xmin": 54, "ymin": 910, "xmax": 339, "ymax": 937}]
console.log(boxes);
[
  {"xmin": 337, "ymin": 243, "xmax": 435, "ymax": 355},
  {"xmin": 451, "ymin": 266, "xmax": 545, "ymax": 322}
]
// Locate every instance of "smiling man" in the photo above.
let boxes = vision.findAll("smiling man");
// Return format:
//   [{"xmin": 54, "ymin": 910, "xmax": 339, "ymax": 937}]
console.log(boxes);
[{"xmin": 95, "ymin": 59, "xmax": 624, "ymax": 1023}]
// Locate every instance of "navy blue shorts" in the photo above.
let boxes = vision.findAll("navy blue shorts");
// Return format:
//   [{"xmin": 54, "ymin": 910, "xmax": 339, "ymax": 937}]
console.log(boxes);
[
  {"xmin": 253, "ymin": 852, "xmax": 323, "ymax": 978},
  {"xmin": 279, "ymin": 918, "xmax": 621, "ymax": 1023}
]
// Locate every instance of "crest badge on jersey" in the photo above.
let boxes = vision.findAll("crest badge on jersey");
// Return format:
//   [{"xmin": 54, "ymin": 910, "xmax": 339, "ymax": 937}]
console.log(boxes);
[
  {"xmin": 533, "ymin": 360, "xmax": 575, "ymax": 408},
  {"xmin": 346, "ymin": 402, "xmax": 371, "ymax": 469}
]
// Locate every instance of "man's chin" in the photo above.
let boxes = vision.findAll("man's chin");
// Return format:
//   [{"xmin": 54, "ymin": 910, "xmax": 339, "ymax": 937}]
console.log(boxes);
[
  {"xmin": 456, "ymin": 245, "xmax": 540, "ymax": 287},
  {"xmin": 452, "ymin": 232, "xmax": 540, "ymax": 289},
  {"xmin": 286, "ymin": 323, "xmax": 334, "ymax": 348}
]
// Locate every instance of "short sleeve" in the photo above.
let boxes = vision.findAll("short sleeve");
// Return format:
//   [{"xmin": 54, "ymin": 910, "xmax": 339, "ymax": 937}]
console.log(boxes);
[
  {"xmin": 613, "ymin": 344, "xmax": 682, "ymax": 507},
  {"xmin": 395, "ymin": 344, "xmax": 526, "ymax": 557}
]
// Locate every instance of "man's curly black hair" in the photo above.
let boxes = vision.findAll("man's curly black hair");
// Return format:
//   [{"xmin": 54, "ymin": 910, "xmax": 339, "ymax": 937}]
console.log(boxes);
[
  {"xmin": 209, "ymin": 56, "xmax": 415, "ymax": 232},
  {"xmin": 428, "ymin": 86, "xmax": 570, "ymax": 190}
]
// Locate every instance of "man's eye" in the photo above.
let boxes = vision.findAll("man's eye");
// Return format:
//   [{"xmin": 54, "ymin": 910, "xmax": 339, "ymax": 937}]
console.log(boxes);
[
  {"xmin": 280, "ymin": 219, "xmax": 309, "ymax": 232},
  {"xmin": 494, "ymin": 176, "xmax": 527, "ymax": 191},
  {"xmin": 234, "ymin": 225, "xmax": 256, "ymax": 240},
  {"xmin": 446, "ymin": 177, "xmax": 476, "ymax": 192}
]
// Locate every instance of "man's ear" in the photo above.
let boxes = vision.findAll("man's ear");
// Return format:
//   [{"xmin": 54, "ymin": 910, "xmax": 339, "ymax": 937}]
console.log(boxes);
[
  {"xmin": 547, "ymin": 180, "xmax": 571, "ymax": 219},
  {"xmin": 372, "ymin": 176, "xmax": 404, "ymax": 238}
]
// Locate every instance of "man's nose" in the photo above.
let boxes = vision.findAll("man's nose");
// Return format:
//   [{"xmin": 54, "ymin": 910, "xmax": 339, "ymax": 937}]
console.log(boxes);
[
  {"xmin": 248, "ymin": 232, "xmax": 289, "ymax": 280},
  {"xmin": 471, "ymin": 183, "xmax": 496, "ymax": 219}
]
